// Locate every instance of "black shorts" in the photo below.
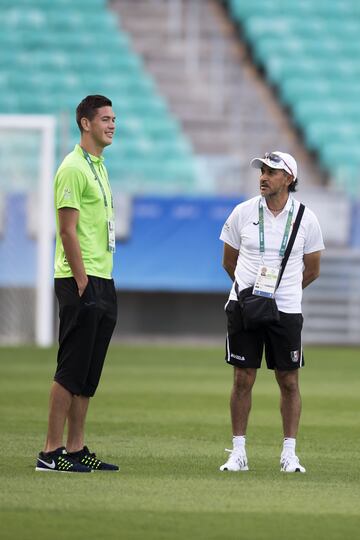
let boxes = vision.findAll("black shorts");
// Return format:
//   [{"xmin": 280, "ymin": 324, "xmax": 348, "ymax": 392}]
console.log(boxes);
[
  {"xmin": 54, "ymin": 276, "xmax": 117, "ymax": 397},
  {"xmin": 225, "ymin": 300, "xmax": 304, "ymax": 371}
]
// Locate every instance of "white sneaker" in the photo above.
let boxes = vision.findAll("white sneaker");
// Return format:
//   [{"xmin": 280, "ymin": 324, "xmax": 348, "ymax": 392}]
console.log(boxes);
[
  {"xmin": 280, "ymin": 453, "xmax": 306, "ymax": 473},
  {"xmin": 219, "ymin": 448, "xmax": 249, "ymax": 471}
]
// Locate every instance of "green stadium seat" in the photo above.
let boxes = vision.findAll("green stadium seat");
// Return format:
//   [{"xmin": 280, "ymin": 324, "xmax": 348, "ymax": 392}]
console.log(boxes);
[
  {"xmin": 0, "ymin": 0, "xmax": 196, "ymax": 193},
  {"xmin": 305, "ymin": 121, "xmax": 360, "ymax": 152},
  {"xmin": 228, "ymin": 0, "xmax": 360, "ymax": 196}
]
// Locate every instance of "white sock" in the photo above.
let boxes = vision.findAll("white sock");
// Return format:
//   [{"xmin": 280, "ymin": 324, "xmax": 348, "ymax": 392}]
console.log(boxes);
[
  {"xmin": 282, "ymin": 437, "xmax": 296, "ymax": 455},
  {"xmin": 233, "ymin": 435, "xmax": 246, "ymax": 451}
]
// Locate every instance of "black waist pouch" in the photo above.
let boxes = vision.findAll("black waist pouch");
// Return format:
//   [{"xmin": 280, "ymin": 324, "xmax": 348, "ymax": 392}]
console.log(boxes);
[{"xmin": 238, "ymin": 286, "xmax": 280, "ymax": 330}]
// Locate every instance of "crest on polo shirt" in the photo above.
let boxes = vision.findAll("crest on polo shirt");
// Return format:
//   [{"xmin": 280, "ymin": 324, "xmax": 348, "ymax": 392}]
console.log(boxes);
[{"xmin": 290, "ymin": 350, "xmax": 300, "ymax": 363}]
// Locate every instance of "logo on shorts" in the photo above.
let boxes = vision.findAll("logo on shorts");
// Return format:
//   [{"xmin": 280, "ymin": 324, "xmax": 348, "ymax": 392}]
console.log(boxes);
[
  {"xmin": 290, "ymin": 350, "xmax": 300, "ymax": 363},
  {"xmin": 231, "ymin": 353, "xmax": 246, "ymax": 361}
]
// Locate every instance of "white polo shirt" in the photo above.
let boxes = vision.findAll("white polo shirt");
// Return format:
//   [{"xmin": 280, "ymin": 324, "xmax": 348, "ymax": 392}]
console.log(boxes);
[{"xmin": 220, "ymin": 195, "xmax": 325, "ymax": 313}]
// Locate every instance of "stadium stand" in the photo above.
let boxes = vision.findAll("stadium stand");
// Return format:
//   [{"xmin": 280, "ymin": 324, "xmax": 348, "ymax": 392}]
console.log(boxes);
[
  {"xmin": 115, "ymin": 0, "xmax": 328, "ymax": 193},
  {"xmin": 0, "ymin": 0, "xmax": 197, "ymax": 193},
  {"xmin": 227, "ymin": 0, "xmax": 360, "ymax": 197},
  {"xmin": 1, "ymin": 0, "xmax": 360, "ymax": 345}
]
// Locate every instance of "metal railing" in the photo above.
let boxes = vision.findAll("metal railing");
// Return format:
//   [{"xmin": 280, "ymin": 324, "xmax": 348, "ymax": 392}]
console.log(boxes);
[{"xmin": 302, "ymin": 249, "xmax": 360, "ymax": 344}]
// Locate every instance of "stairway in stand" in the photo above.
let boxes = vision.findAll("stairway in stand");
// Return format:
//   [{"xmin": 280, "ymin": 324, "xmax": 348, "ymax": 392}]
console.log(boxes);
[{"xmin": 110, "ymin": 0, "xmax": 325, "ymax": 193}]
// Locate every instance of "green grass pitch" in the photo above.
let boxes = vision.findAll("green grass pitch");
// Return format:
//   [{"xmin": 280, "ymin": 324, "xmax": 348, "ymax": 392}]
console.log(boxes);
[{"xmin": 0, "ymin": 344, "xmax": 359, "ymax": 540}]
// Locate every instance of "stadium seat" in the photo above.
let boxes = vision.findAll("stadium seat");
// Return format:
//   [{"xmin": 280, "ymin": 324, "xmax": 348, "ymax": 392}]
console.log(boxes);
[
  {"xmin": 228, "ymin": 0, "xmax": 360, "ymax": 196},
  {"xmin": 0, "ymin": 0, "xmax": 197, "ymax": 192}
]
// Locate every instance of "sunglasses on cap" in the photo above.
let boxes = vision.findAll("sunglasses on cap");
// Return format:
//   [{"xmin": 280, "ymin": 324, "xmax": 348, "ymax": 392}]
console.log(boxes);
[{"xmin": 263, "ymin": 152, "xmax": 294, "ymax": 177}]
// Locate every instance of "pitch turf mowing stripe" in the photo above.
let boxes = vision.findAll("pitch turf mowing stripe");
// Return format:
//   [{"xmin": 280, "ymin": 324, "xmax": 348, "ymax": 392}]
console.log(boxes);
[
  {"xmin": 0, "ymin": 345, "xmax": 359, "ymax": 540},
  {"xmin": 0, "ymin": 510, "xmax": 359, "ymax": 540}
]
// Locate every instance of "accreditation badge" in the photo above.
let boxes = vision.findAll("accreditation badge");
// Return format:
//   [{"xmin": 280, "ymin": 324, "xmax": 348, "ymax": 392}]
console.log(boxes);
[
  {"xmin": 252, "ymin": 264, "xmax": 280, "ymax": 298},
  {"xmin": 107, "ymin": 219, "xmax": 116, "ymax": 253}
]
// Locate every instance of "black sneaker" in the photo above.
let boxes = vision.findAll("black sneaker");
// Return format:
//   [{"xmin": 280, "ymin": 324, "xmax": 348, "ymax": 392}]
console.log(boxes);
[
  {"xmin": 68, "ymin": 446, "xmax": 119, "ymax": 471},
  {"xmin": 35, "ymin": 446, "xmax": 92, "ymax": 473}
]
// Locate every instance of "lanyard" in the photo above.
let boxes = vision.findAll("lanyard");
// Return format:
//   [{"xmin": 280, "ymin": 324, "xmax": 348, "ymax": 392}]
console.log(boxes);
[
  {"xmin": 81, "ymin": 148, "xmax": 113, "ymax": 213},
  {"xmin": 258, "ymin": 199, "xmax": 294, "ymax": 258}
]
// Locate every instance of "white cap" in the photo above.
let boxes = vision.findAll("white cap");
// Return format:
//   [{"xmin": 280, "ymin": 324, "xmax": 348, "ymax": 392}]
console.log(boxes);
[{"xmin": 250, "ymin": 151, "xmax": 297, "ymax": 180}]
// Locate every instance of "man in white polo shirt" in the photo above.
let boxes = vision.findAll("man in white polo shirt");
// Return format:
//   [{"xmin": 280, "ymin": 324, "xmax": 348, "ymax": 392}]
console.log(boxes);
[{"xmin": 219, "ymin": 151, "xmax": 324, "ymax": 473}]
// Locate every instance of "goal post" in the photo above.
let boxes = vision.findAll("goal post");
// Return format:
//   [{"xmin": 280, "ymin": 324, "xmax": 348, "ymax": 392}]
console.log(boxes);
[{"xmin": 0, "ymin": 115, "xmax": 56, "ymax": 347}]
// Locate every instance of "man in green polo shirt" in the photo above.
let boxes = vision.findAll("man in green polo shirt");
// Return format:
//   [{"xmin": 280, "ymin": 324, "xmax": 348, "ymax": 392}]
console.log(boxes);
[{"xmin": 36, "ymin": 95, "xmax": 118, "ymax": 473}]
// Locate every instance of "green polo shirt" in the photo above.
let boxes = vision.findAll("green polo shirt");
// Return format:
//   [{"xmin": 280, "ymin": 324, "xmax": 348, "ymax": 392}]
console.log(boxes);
[{"xmin": 54, "ymin": 144, "xmax": 114, "ymax": 279}]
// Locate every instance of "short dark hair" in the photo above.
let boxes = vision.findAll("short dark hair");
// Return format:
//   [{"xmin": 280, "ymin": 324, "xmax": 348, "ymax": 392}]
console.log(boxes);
[
  {"xmin": 288, "ymin": 178, "xmax": 298, "ymax": 192},
  {"xmin": 280, "ymin": 169, "xmax": 298, "ymax": 192},
  {"xmin": 76, "ymin": 95, "xmax": 112, "ymax": 132}
]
